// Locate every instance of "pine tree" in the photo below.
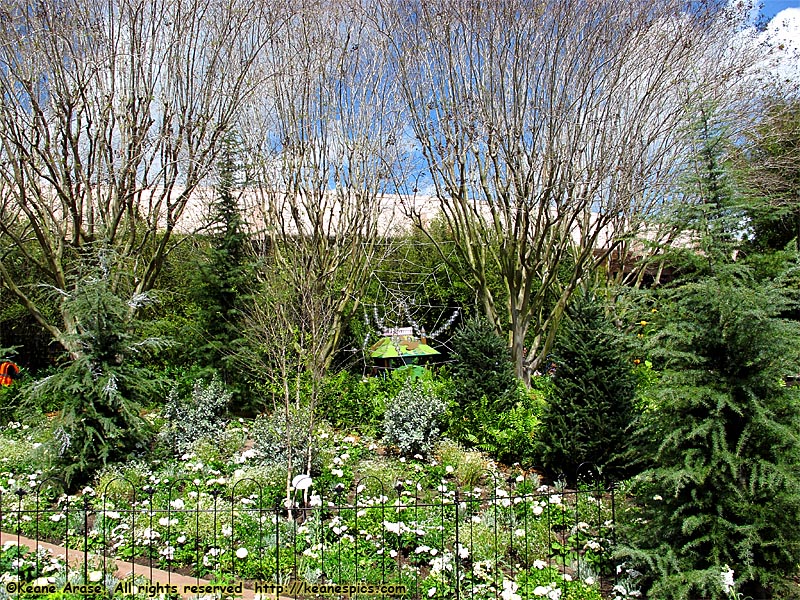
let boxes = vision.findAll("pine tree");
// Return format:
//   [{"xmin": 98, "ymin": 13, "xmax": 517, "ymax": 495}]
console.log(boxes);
[
  {"xmin": 25, "ymin": 258, "xmax": 167, "ymax": 489},
  {"xmin": 193, "ymin": 135, "xmax": 251, "ymax": 385},
  {"xmin": 447, "ymin": 316, "xmax": 523, "ymax": 458},
  {"xmin": 621, "ymin": 263, "xmax": 800, "ymax": 599},
  {"xmin": 533, "ymin": 290, "xmax": 639, "ymax": 482}
]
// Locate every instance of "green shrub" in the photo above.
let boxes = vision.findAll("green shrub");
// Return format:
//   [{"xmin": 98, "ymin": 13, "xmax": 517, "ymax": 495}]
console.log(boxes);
[
  {"xmin": 251, "ymin": 405, "xmax": 320, "ymax": 474},
  {"xmin": 383, "ymin": 379, "xmax": 446, "ymax": 457},
  {"xmin": 533, "ymin": 291, "xmax": 640, "ymax": 482},
  {"xmin": 449, "ymin": 316, "xmax": 517, "ymax": 409},
  {"xmin": 619, "ymin": 263, "xmax": 800, "ymax": 599},
  {"xmin": 316, "ymin": 370, "xmax": 390, "ymax": 434},
  {"xmin": 447, "ymin": 316, "xmax": 527, "ymax": 460}
]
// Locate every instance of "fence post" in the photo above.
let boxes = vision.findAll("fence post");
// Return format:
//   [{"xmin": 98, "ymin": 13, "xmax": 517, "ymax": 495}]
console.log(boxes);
[
  {"xmin": 454, "ymin": 489, "xmax": 460, "ymax": 600},
  {"xmin": 82, "ymin": 495, "xmax": 90, "ymax": 584}
]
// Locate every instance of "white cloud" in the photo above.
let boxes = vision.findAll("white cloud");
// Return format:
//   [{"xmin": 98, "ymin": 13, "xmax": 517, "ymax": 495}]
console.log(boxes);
[{"xmin": 759, "ymin": 8, "xmax": 800, "ymax": 87}]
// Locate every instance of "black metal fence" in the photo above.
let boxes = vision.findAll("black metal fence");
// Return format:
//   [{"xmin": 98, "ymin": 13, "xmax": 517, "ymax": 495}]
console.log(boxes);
[{"xmin": 0, "ymin": 472, "xmax": 619, "ymax": 598}]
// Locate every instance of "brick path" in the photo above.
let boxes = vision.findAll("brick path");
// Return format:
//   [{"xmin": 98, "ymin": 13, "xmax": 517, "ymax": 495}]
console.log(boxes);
[{"xmin": 0, "ymin": 531, "xmax": 262, "ymax": 598}]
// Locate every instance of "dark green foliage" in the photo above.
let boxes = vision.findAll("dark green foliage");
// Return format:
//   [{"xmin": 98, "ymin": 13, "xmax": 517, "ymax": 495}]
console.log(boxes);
[
  {"xmin": 620, "ymin": 263, "xmax": 800, "ymax": 599},
  {"xmin": 450, "ymin": 316, "xmax": 517, "ymax": 408},
  {"xmin": 24, "ymin": 264, "xmax": 167, "ymax": 489},
  {"xmin": 316, "ymin": 369, "xmax": 408, "ymax": 436},
  {"xmin": 533, "ymin": 291, "xmax": 639, "ymax": 482},
  {"xmin": 447, "ymin": 316, "xmax": 527, "ymax": 460},
  {"xmin": 191, "ymin": 135, "xmax": 253, "ymax": 401}
]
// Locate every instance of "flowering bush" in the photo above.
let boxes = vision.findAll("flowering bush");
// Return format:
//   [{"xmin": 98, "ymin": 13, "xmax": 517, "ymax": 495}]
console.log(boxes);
[{"xmin": 0, "ymin": 418, "xmax": 618, "ymax": 598}]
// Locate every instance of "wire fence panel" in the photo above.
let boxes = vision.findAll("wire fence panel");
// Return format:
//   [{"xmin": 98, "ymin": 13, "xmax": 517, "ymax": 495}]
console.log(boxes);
[{"xmin": 0, "ymin": 472, "xmax": 618, "ymax": 599}]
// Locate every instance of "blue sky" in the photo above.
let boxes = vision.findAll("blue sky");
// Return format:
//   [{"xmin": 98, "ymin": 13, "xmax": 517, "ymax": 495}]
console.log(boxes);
[{"xmin": 761, "ymin": 0, "xmax": 800, "ymax": 19}]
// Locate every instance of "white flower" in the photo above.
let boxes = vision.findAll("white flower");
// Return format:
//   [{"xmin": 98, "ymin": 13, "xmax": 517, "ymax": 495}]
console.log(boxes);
[
  {"xmin": 427, "ymin": 588, "xmax": 436, "ymax": 597},
  {"xmin": 177, "ymin": 535, "xmax": 187, "ymax": 544},
  {"xmin": 383, "ymin": 521, "xmax": 404, "ymax": 535},
  {"xmin": 331, "ymin": 468, "xmax": 344, "ymax": 478},
  {"xmin": 170, "ymin": 499, "xmax": 185, "ymax": 510},
  {"xmin": 236, "ymin": 547, "xmax": 248, "ymax": 559},
  {"xmin": 445, "ymin": 465, "xmax": 454, "ymax": 474},
  {"xmin": 514, "ymin": 528, "xmax": 525, "ymax": 537},
  {"xmin": 457, "ymin": 543, "xmax": 469, "ymax": 559},
  {"xmin": 501, "ymin": 579, "xmax": 522, "ymax": 600},
  {"xmin": 584, "ymin": 576, "xmax": 596, "ymax": 585},
  {"xmin": 222, "ymin": 526, "xmax": 233, "ymax": 537},
  {"xmin": 533, "ymin": 559, "xmax": 547, "ymax": 570},
  {"xmin": 105, "ymin": 511, "xmax": 120, "ymax": 520},
  {"xmin": 533, "ymin": 504, "xmax": 544, "ymax": 516},
  {"xmin": 652, "ymin": 494, "xmax": 663, "ymax": 501},
  {"xmin": 721, "ymin": 565, "xmax": 735, "ymax": 595},
  {"xmin": 88, "ymin": 571, "xmax": 103, "ymax": 582},
  {"xmin": 584, "ymin": 540, "xmax": 602, "ymax": 552},
  {"xmin": 49, "ymin": 514, "xmax": 65, "ymax": 522}
]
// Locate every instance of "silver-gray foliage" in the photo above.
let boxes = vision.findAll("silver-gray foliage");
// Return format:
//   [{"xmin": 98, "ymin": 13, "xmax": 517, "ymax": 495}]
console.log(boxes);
[
  {"xmin": 161, "ymin": 378, "xmax": 231, "ymax": 455},
  {"xmin": 383, "ymin": 380, "xmax": 447, "ymax": 458},
  {"xmin": 250, "ymin": 405, "xmax": 319, "ymax": 473}
]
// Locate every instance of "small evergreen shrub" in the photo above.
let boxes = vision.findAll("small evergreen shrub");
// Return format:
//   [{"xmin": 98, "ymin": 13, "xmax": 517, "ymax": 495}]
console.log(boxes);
[
  {"xmin": 383, "ymin": 379, "xmax": 446, "ymax": 457},
  {"xmin": 533, "ymin": 291, "xmax": 640, "ymax": 482},
  {"xmin": 160, "ymin": 377, "xmax": 231, "ymax": 455},
  {"xmin": 447, "ymin": 316, "xmax": 527, "ymax": 460},
  {"xmin": 450, "ymin": 316, "xmax": 517, "ymax": 408}
]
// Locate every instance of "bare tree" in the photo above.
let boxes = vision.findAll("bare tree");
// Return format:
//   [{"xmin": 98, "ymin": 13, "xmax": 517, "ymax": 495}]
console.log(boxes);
[
  {"xmin": 242, "ymin": 0, "xmax": 406, "ymax": 383},
  {"xmin": 381, "ymin": 0, "xmax": 758, "ymax": 380},
  {"xmin": 0, "ymin": 0, "xmax": 281, "ymax": 357}
]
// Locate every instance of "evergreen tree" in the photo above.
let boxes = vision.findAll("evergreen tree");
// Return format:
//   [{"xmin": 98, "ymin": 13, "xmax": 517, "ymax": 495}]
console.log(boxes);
[
  {"xmin": 621, "ymin": 263, "xmax": 800, "ymax": 599},
  {"xmin": 25, "ymin": 257, "xmax": 167, "ymax": 489},
  {"xmin": 193, "ymin": 135, "xmax": 251, "ymax": 386},
  {"xmin": 447, "ymin": 316, "xmax": 532, "ymax": 462},
  {"xmin": 533, "ymin": 290, "xmax": 639, "ymax": 482}
]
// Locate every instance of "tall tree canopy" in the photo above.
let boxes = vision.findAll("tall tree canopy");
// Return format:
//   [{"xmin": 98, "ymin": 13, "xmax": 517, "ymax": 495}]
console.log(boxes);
[
  {"xmin": 0, "ymin": 0, "xmax": 281, "ymax": 357},
  {"xmin": 381, "ymin": 0, "xmax": 759, "ymax": 379}
]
